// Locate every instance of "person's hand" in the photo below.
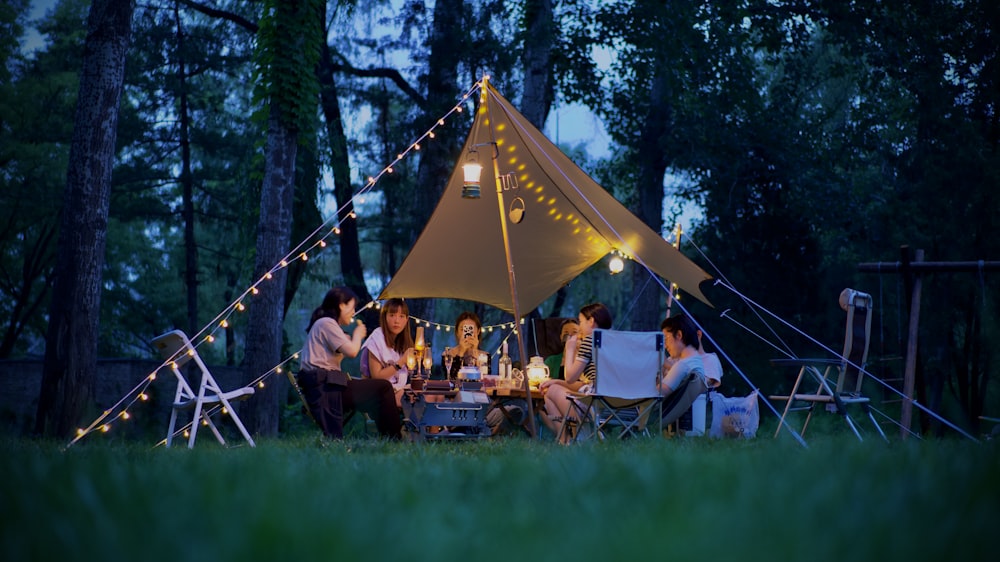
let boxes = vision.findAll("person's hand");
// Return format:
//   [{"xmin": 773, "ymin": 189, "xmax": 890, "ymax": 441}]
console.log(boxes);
[
  {"xmin": 457, "ymin": 336, "xmax": 478, "ymax": 356},
  {"xmin": 354, "ymin": 319, "xmax": 367, "ymax": 340},
  {"xmin": 564, "ymin": 334, "xmax": 578, "ymax": 357},
  {"xmin": 540, "ymin": 379, "xmax": 562, "ymax": 390}
]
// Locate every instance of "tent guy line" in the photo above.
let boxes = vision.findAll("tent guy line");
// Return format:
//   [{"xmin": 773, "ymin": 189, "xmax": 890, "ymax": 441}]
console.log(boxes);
[{"xmin": 711, "ymin": 278, "xmax": 978, "ymax": 443}]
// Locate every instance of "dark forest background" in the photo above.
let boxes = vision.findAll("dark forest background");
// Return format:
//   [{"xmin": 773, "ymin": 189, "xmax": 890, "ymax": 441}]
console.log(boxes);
[{"xmin": 2, "ymin": 0, "xmax": 997, "ymax": 438}]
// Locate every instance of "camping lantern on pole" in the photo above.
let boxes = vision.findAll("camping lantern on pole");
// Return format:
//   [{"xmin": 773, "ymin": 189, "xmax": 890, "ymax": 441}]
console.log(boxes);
[{"xmin": 462, "ymin": 149, "xmax": 482, "ymax": 199}]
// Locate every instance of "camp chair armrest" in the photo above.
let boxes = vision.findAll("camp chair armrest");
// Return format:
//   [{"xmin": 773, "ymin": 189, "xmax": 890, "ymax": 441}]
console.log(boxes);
[{"xmin": 174, "ymin": 387, "xmax": 255, "ymax": 410}]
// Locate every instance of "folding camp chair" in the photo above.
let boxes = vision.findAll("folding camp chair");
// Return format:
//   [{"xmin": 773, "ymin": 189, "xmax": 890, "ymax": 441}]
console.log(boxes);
[
  {"xmin": 768, "ymin": 288, "xmax": 888, "ymax": 442},
  {"xmin": 152, "ymin": 330, "xmax": 256, "ymax": 448},
  {"xmin": 566, "ymin": 330, "xmax": 664, "ymax": 442}
]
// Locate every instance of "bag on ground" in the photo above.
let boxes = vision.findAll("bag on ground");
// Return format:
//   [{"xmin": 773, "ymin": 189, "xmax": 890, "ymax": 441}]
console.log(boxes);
[{"xmin": 709, "ymin": 391, "xmax": 759, "ymax": 439}]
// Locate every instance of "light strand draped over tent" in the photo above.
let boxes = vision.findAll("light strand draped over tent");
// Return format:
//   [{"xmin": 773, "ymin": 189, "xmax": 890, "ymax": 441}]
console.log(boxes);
[{"xmin": 379, "ymin": 80, "xmax": 713, "ymax": 315}]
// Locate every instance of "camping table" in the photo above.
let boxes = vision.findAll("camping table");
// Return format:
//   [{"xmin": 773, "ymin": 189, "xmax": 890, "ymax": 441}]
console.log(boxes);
[
  {"xmin": 400, "ymin": 387, "xmax": 491, "ymax": 441},
  {"xmin": 486, "ymin": 386, "xmax": 544, "ymax": 437}
]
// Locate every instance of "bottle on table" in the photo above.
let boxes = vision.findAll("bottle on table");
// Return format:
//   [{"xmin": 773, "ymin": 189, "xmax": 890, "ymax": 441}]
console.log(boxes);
[{"xmin": 498, "ymin": 341, "xmax": 513, "ymax": 387}]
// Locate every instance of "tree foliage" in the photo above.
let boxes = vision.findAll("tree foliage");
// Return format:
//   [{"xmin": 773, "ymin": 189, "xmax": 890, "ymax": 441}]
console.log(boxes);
[{"xmin": 3, "ymin": 0, "xmax": 996, "ymax": 436}]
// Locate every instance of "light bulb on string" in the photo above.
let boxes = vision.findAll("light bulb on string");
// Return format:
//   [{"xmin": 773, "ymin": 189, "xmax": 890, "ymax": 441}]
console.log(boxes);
[{"xmin": 609, "ymin": 252, "xmax": 625, "ymax": 275}]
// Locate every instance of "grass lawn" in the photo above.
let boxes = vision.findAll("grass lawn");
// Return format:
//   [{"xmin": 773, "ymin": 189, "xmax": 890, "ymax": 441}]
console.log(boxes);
[{"xmin": 2, "ymin": 425, "xmax": 997, "ymax": 562}]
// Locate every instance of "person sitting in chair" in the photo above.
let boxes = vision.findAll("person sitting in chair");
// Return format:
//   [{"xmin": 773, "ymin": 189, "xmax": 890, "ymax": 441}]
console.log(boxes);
[
  {"xmin": 543, "ymin": 318, "xmax": 579, "ymax": 380},
  {"xmin": 539, "ymin": 302, "xmax": 613, "ymax": 443},
  {"xmin": 298, "ymin": 287, "xmax": 401, "ymax": 439},
  {"xmin": 441, "ymin": 311, "xmax": 487, "ymax": 379},
  {"xmin": 659, "ymin": 314, "xmax": 711, "ymax": 428},
  {"xmin": 362, "ymin": 298, "xmax": 417, "ymax": 408}
]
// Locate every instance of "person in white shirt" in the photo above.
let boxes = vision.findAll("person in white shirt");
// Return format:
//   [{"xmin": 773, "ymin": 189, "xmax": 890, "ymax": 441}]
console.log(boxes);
[
  {"xmin": 659, "ymin": 314, "xmax": 711, "ymax": 427},
  {"xmin": 362, "ymin": 298, "xmax": 417, "ymax": 407}
]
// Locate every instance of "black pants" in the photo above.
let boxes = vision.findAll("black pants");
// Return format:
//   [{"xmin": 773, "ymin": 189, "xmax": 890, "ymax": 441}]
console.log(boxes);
[{"xmin": 298, "ymin": 370, "xmax": 401, "ymax": 439}]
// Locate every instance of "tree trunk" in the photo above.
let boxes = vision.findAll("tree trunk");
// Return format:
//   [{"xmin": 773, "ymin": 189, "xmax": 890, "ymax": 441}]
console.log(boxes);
[
  {"xmin": 318, "ymin": 40, "xmax": 374, "ymax": 310},
  {"xmin": 34, "ymin": 0, "xmax": 136, "ymax": 438},
  {"xmin": 630, "ymin": 67, "xmax": 671, "ymax": 330},
  {"xmin": 520, "ymin": 0, "xmax": 554, "ymax": 129},
  {"xmin": 243, "ymin": 111, "xmax": 297, "ymax": 437},
  {"xmin": 407, "ymin": 0, "xmax": 466, "ymax": 323},
  {"xmin": 173, "ymin": 2, "xmax": 199, "ymax": 337},
  {"xmin": 520, "ymin": 0, "xmax": 561, "ymax": 318}
]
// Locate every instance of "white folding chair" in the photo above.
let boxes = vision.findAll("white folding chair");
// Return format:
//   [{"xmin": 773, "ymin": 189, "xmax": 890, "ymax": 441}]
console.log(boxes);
[
  {"xmin": 768, "ymin": 288, "xmax": 888, "ymax": 442},
  {"xmin": 152, "ymin": 330, "xmax": 256, "ymax": 448},
  {"xmin": 567, "ymin": 330, "xmax": 664, "ymax": 441}
]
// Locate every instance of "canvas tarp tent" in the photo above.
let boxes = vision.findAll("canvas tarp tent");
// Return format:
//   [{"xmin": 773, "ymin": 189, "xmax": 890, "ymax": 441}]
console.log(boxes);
[{"xmin": 379, "ymin": 80, "xmax": 712, "ymax": 314}]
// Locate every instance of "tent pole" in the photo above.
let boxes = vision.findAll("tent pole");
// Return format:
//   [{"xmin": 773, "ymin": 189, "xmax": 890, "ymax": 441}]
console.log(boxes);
[{"xmin": 483, "ymin": 78, "xmax": 538, "ymax": 438}]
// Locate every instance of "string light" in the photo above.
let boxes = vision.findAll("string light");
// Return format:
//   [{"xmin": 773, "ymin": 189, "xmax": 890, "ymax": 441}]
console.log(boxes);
[
  {"xmin": 369, "ymin": 300, "xmax": 519, "ymax": 334},
  {"xmin": 70, "ymin": 79, "xmax": 489, "ymax": 448}
]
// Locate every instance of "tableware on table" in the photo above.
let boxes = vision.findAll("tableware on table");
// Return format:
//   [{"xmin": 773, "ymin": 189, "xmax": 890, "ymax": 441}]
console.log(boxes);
[
  {"xmin": 458, "ymin": 366, "xmax": 481, "ymax": 381},
  {"xmin": 477, "ymin": 351, "xmax": 489, "ymax": 378},
  {"xmin": 443, "ymin": 347, "xmax": 454, "ymax": 377},
  {"xmin": 510, "ymin": 369, "xmax": 524, "ymax": 390},
  {"xmin": 525, "ymin": 356, "xmax": 550, "ymax": 388}
]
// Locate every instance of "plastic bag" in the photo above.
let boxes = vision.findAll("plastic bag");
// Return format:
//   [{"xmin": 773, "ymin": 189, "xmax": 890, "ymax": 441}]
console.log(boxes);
[{"xmin": 709, "ymin": 391, "xmax": 759, "ymax": 439}]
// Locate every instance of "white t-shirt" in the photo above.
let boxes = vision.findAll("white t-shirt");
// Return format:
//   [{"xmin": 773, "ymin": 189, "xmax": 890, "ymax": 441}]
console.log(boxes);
[
  {"xmin": 701, "ymin": 352, "xmax": 723, "ymax": 388},
  {"xmin": 361, "ymin": 327, "xmax": 408, "ymax": 391},
  {"xmin": 662, "ymin": 354, "xmax": 706, "ymax": 393}
]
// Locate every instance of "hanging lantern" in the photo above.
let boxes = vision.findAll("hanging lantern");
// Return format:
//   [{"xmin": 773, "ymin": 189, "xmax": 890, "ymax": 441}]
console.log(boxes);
[{"xmin": 462, "ymin": 149, "xmax": 482, "ymax": 199}]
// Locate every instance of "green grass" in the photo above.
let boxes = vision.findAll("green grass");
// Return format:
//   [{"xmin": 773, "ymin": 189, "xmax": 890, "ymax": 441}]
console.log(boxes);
[{"xmin": 2, "ymin": 432, "xmax": 997, "ymax": 562}]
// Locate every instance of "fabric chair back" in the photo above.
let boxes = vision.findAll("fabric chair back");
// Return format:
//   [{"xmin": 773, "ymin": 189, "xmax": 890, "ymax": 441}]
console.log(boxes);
[{"xmin": 592, "ymin": 330, "xmax": 664, "ymax": 399}]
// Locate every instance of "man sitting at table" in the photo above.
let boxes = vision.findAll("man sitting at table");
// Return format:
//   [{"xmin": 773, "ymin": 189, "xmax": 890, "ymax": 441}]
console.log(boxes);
[
  {"xmin": 658, "ymin": 314, "xmax": 714, "ymax": 429},
  {"xmin": 543, "ymin": 318, "xmax": 579, "ymax": 380}
]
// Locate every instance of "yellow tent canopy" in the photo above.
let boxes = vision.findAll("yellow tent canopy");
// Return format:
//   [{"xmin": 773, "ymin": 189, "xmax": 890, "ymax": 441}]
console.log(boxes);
[{"xmin": 379, "ymin": 80, "xmax": 712, "ymax": 315}]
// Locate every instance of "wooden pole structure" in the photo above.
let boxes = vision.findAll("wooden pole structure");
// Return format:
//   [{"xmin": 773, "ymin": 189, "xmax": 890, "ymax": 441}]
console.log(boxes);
[
  {"xmin": 858, "ymin": 249, "xmax": 998, "ymax": 438},
  {"xmin": 482, "ymin": 77, "xmax": 537, "ymax": 438},
  {"xmin": 899, "ymin": 249, "xmax": 924, "ymax": 439}
]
